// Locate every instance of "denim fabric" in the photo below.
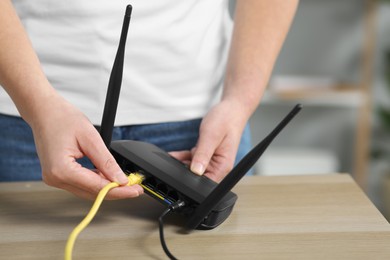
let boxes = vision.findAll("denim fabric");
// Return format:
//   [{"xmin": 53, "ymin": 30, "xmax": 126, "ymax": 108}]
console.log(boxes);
[
  {"xmin": 0, "ymin": 114, "xmax": 41, "ymax": 181},
  {"xmin": 0, "ymin": 114, "xmax": 253, "ymax": 181}
]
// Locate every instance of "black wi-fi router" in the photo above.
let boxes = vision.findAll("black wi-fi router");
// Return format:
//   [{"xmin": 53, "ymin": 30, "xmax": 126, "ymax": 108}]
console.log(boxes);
[{"xmin": 99, "ymin": 5, "xmax": 302, "ymax": 230}]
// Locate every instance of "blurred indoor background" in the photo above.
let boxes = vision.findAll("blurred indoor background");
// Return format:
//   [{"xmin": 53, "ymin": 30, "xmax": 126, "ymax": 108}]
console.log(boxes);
[{"xmin": 248, "ymin": 0, "xmax": 390, "ymax": 221}]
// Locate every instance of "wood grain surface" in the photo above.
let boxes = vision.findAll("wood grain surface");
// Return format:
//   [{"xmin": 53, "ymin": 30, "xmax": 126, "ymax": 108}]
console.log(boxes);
[{"xmin": 0, "ymin": 174, "xmax": 389, "ymax": 259}]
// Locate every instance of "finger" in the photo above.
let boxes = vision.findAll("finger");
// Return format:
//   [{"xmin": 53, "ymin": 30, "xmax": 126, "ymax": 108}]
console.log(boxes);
[
  {"xmin": 43, "ymin": 165, "xmax": 107, "ymax": 199},
  {"xmin": 62, "ymin": 183, "xmax": 143, "ymax": 200},
  {"xmin": 169, "ymin": 150, "xmax": 192, "ymax": 161},
  {"xmin": 56, "ymin": 167, "xmax": 142, "ymax": 200},
  {"xmin": 77, "ymin": 127, "xmax": 128, "ymax": 185},
  {"xmin": 169, "ymin": 151, "xmax": 192, "ymax": 167},
  {"xmin": 105, "ymin": 185, "xmax": 144, "ymax": 200},
  {"xmin": 94, "ymin": 171, "xmax": 144, "ymax": 199},
  {"xmin": 190, "ymin": 129, "xmax": 223, "ymax": 176},
  {"xmin": 59, "ymin": 183, "xmax": 97, "ymax": 200}
]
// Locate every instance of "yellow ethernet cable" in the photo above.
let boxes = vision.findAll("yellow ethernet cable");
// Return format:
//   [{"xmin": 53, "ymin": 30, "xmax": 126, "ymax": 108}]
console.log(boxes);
[{"xmin": 64, "ymin": 173, "xmax": 144, "ymax": 260}]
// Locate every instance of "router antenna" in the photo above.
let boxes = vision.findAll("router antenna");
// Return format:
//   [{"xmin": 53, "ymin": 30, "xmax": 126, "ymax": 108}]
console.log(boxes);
[
  {"xmin": 187, "ymin": 104, "xmax": 302, "ymax": 229},
  {"xmin": 100, "ymin": 5, "xmax": 132, "ymax": 148}
]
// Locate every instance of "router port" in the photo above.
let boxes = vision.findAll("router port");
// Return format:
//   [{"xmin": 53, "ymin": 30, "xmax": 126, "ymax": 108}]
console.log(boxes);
[
  {"xmin": 145, "ymin": 177, "xmax": 157, "ymax": 188},
  {"xmin": 156, "ymin": 183, "xmax": 168, "ymax": 196},
  {"xmin": 167, "ymin": 190, "xmax": 179, "ymax": 201}
]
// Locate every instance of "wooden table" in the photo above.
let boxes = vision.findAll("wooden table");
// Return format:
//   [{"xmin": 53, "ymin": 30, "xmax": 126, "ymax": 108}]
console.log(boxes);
[{"xmin": 1, "ymin": 174, "xmax": 389, "ymax": 259}]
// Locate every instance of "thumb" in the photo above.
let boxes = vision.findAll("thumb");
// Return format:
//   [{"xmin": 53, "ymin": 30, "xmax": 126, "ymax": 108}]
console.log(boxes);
[{"xmin": 78, "ymin": 128, "xmax": 128, "ymax": 185}]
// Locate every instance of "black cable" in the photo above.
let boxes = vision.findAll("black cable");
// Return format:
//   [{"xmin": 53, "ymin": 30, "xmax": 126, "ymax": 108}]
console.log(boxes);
[
  {"xmin": 158, "ymin": 201, "xmax": 185, "ymax": 260},
  {"xmin": 159, "ymin": 208, "xmax": 176, "ymax": 260}
]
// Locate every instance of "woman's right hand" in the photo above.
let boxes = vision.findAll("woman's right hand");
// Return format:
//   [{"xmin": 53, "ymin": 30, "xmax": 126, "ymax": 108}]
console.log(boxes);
[{"xmin": 30, "ymin": 95, "xmax": 143, "ymax": 200}]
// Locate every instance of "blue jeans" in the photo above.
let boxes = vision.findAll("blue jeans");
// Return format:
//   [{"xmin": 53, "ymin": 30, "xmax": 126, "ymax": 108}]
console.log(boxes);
[{"xmin": 0, "ymin": 114, "xmax": 253, "ymax": 181}]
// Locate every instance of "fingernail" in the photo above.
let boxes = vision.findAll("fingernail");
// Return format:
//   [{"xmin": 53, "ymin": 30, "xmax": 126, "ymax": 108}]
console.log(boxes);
[
  {"xmin": 115, "ymin": 172, "xmax": 129, "ymax": 185},
  {"xmin": 191, "ymin": 162, "xmax": 205, "ymax": 175}
]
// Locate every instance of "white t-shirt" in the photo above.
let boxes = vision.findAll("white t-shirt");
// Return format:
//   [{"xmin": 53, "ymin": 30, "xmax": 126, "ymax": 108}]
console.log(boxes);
[{"xmin": 0, "ymin": 0, "xmax": 233, "ymax": 125}]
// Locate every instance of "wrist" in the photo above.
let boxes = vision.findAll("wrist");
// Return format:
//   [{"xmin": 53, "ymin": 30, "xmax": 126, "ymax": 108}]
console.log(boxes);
[
  {"xmin": 221, "ymin": 77, "xmax": 265, "ymax": 121},
  {"xmin": 17, "ymin": 84, "xmax": 65, "ymax": 129}
]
